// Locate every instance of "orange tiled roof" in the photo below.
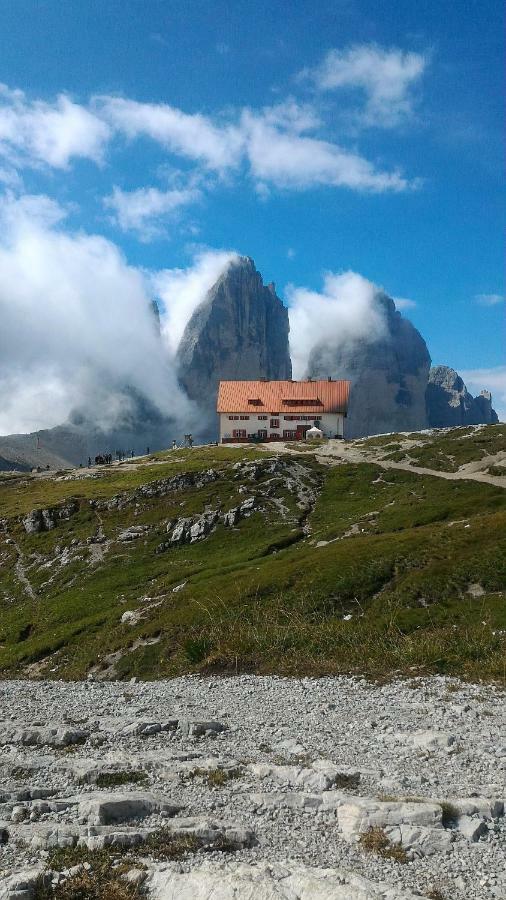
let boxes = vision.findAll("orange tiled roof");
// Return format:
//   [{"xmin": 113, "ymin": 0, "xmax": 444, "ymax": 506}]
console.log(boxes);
[{"xmin": 217, "ymin": 380, "xmax": 350, "ymax": 414}]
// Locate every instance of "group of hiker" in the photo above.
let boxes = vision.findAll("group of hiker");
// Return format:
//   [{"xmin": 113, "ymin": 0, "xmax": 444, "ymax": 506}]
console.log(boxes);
[
  {"xmin": 88, "ymin": 449, "xmax": 137, "ymax": 467},
  {"xmin": 84, "ymin": 437, "xmax": 198, "ymax": 468}
]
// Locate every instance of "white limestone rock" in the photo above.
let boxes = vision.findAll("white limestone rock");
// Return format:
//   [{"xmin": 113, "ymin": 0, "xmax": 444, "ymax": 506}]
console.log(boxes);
[
  {"xmin": 77, "ymin": 791, "xmax": 182, "ymax": 825},
  {"xmin": 146, "ymin": 860, "xmax": 431, "ymax": 900}
]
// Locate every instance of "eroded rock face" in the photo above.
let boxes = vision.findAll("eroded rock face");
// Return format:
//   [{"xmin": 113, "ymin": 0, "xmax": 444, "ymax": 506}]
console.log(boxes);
[
  {"xmin": 307, "ymin": 293, "xmax": 431, "ymax": 439},
  {"xmin": 176, "ymin": 257, "xmax": 292, "ymax": 435},
  {"xmin": 426, "ymin": 366, "xmax": 499, "ymax": 427}
]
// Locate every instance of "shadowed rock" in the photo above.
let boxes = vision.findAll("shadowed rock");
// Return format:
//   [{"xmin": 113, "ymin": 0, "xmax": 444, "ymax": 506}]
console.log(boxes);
[
  {"xmin": 426, "ymin": 365, "xmax": 499, "ymax": 427},
  {"xmin": 307, "ymin": 292, "xmax": 431, "ymax": 439}
]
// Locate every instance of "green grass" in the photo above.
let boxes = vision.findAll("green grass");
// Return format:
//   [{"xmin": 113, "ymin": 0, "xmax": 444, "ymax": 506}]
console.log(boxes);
[
  {"xmin": 402, "ymin": 425, "xmax": 506, "ymax": 472},
  {"xmin": 1, "ymin": 430, "xmax": 505, "ymax": 682}
]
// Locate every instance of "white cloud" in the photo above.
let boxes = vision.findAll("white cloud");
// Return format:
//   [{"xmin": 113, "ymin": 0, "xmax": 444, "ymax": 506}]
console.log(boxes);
[
  {"xmin": 243, "ymin": 111, "xmax": 413, "ymax": 192},
  {"xmin": 0, "ymin": 85, "xmax": 110, "ymax": 169},
  {"xmin": 304, "ymin": 44, "xmax": 427, "ymax": 128},
  {"xmin": 97, "ymin": 95, "xmax": 244, "ymax": 171},
  {"xmin": 394, "ymin": 296, "xmax": 417, "ymax": 310},
  {"xmin": 460, "ymin": 366, "xmax": 506, "ymax": 422},
  {"xmin": 0, "ymin": 82, "xmax": 418, "ymax": 198},
  {"xmin": 152, "ymin": 249, "xmax": 238, "ymax": 355},
  {"xmin": 0, "ymin": 192, "xmax": 194, "ymax": 435},
  {"xmin": 98, "ymin": 95, "xmax": 415, "ymax": 194},
  {"xmin": 475, "ymin": 293, "xmax": 504, "ymax": 306},
  {"xmin": 104, "ymin": 184, "xmax": 201, "ymax": 239},
  {"xmin": 287, "ymin": 270, "xmax": 388, "ymax": 378}
]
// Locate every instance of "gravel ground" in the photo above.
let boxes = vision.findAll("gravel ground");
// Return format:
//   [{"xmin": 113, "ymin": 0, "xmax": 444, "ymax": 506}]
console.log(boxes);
[{"xmin": 0, "ymin": 674, "xmax": 505, "ymax": 899}]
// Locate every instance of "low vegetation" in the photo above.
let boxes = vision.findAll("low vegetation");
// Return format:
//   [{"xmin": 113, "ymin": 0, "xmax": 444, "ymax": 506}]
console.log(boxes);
[
  {"xmin": 0, "ymin": 427, "xmax": 504, "ymax": 682},
  {"xmin": 93, "ymin": 771, "xmax": 148, "ymax": 789},
  {"xmin": 359, "ymin": 826, "xmax": 408, "ymax": 863},
  {"xmin": 182, "ymin": 766, "xmax": 243, "ymax": 787}
]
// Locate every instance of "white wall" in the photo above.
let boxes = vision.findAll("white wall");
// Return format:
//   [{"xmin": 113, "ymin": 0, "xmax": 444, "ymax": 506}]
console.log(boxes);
[{"xmin": 220, "ymin": 412, "xmax": 344, "ymax": 441}]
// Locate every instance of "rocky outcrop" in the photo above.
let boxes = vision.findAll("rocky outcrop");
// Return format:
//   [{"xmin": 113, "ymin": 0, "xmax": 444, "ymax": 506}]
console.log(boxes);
[
  {"xmin": 426, "ymin": 366, "xmax": 499, "ymax": 427},
  {"xmin": 146, "ymin": 861, "xmax": 430, "ymax": 900},
  {"xmin": 307, "ymin": 293, "xmax": 431, "ymax": 439},
  {"xmin": 22, "ymin": 500, "xmax": 79, "ymax": 534},
  {"xmin": 176, "ymin": 257, "xmax": 292, "ymax": 433}
]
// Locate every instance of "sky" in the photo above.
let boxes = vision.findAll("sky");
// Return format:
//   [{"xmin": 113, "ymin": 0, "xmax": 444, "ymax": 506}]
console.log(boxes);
[{"xmin": 0, "ymin": 0, "xmax": 504, "ymax": 431}]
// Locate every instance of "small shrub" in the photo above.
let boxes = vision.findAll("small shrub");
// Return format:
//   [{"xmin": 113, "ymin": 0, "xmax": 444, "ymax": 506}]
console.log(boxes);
[
  {"xmin": 94, "ymin": 770, "xmax": 148, "ymax": 789},
  {"xmin": 35, "ymin": 868, "xmax": 140, "ymax": 900},
  {"xmin": 184, "ymin": 637, "xmax": 212, "ymax": 664},
  {"xmin": 142, "ymin": 829, "xmax": 201, "ymax": 860},
  {"xmin": 426, "ymin": 890, "xmax": 446, "ymax": 900},
  {"xmin": 182, "ymin": 766, "xmax": 242, "ymax": 787},
  {"xmin": 359, "ymin": 826, "xmax": 408, "ymax": 863},
  {"xmin": 39, "ymin": 847, "xmax": 142, "ymax": 900}
]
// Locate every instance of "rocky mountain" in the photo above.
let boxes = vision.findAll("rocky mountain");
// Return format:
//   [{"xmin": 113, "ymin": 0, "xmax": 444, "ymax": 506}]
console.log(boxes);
[
  {"xmin": 0, "ymin": 257, "xmax": 501, "ymax": 470},
  {"xmin": 176, "ymin": 256, "xmax": 292, "ymax": 431},
  {"xmin": 307, "ymin": 292, "xmax": 431, "ymax": 439},
  {"xmin": 426, "ymin": 365, "xmax": 499, "ymax": 428},
  {"xmin": 0, "ymin": 393, "xmax": 173, "ymax": 470}
]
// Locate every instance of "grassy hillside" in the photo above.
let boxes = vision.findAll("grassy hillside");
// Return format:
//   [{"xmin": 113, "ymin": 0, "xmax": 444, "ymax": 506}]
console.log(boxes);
[{"xmin": 0, "ymin": 427, "xmax": 505, "ymax": 682}]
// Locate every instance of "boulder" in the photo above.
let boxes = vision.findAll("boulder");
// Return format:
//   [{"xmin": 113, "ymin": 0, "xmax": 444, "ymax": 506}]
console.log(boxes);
[
  {"xmin": 0, "ymin": 726, "xmax": 88, "ymax": 749},
  {"xmin": 457, "ymin": 815, "xmax": 488, "ymax": 842},
  {"xmin": 77, "ymin": 791, "xmax": 182, "ymax": 825},
  {"xmin": 0, "ymin": 867, "xmax": 50, "ymax": 900}
]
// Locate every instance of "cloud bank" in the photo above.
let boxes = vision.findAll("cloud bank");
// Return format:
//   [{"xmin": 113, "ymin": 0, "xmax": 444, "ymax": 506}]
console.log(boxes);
[
  {"xmin": 287, "ymin": 270, "xmax": 388, "ymax": 379},
  {"xmin": 0, "ymin": 193, "xmax": 227, "ymax": 435}
]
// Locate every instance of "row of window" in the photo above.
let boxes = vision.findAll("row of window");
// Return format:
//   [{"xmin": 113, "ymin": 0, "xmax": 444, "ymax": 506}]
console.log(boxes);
[
  {"xmin": 283, "ymin": 415, "xmax": 319, "ymax": 421},
  {"xmin": 231, "ymin": 429, "xmax": 301, "ymax": 439},
  {"xmin": 228, "ymin": 414, "xmax": 319, "ymax": 421}
]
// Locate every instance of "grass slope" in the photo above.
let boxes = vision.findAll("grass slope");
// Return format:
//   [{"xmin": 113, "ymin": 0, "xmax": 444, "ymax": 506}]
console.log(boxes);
[{"xmin": 0, "ymin": 429, "xmax": 505, "ymax": 682}]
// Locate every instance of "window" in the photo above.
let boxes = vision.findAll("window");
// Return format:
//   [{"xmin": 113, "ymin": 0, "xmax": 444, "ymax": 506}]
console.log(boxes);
[
  {"xmin": 258, "ymin": 415, "xmax": 267, "ymax": 420},
  {"xmin": 270, "ymin": 419, "xmax": 279, "ymax": 428},
  {"xmin": 233, "ymin": 429, "xmax": 247, "ymax": 438},
  {"xmin": 283, "ymin": 429, "xmax": 296, "ymax": 439},
  {"xmin": 258, "ymin": 429, "xmax": 267, "ymax": 439},
  {"xmin": 228, "ymin": 415, "xmax": 239, "ymax": 420},
  {"xmin": 239, "ymin": 415, "xmax": 250, "ymax": 420}
]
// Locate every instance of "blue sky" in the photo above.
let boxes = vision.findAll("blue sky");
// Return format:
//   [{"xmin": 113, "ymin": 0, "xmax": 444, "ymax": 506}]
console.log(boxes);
[{"xmin": 0, "ymin": 0, "xmax": 504, "ymax": 428}]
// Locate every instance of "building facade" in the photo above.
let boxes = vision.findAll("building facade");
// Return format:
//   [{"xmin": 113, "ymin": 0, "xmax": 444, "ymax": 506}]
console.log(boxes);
[{"xmin": 217, "ymin": 379, "xmax": 350, "ymax": 443}]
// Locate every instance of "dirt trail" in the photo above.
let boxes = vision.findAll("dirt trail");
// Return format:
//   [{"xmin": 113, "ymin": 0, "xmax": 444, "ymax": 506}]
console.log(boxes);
[
  {"xmin": 11, "ymin": 540, "xmax": 36, "ymax": 600},
  {"xmin": 265, "ymin": 440, "xmax": 506, "ymax": 489}
]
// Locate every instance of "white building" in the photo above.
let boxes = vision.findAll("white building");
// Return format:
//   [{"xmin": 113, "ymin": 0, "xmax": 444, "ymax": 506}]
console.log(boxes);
[{"xmin": 217, "ymin": 379, "xmax": 350, "ymax": 443}]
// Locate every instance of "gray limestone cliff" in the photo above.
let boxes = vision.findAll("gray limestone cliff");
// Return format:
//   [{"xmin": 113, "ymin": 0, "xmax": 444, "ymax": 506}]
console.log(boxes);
[
  {"xmin": 176, "ymin": 256, "xmax": 292, "ymax": 430},
  {"xmin": 426, "ymin": 366, "xmax": 499, "ymax": 427},
  {"xmin": 307, "ymin": 293, "xmax": 431, "ymax": 439}
]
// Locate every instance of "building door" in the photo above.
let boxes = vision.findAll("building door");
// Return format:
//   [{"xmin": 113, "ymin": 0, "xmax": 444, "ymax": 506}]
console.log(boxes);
[
  {"xmin": 295, "ymin": 424, "xmax": 310, "ymax": 440},
  {"xmin": 258, "ymin": 429, "xmax": 267, "ymax": 440}
]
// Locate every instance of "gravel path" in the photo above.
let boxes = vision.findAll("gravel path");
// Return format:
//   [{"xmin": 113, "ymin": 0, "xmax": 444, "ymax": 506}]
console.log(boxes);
[
  {"xmin": 265, "ymin": 439, "xmax": 506, "ymax": 488},
  {"xmin": 0, "ymin": 675, "xmax": 504, "ymax": 898}
]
